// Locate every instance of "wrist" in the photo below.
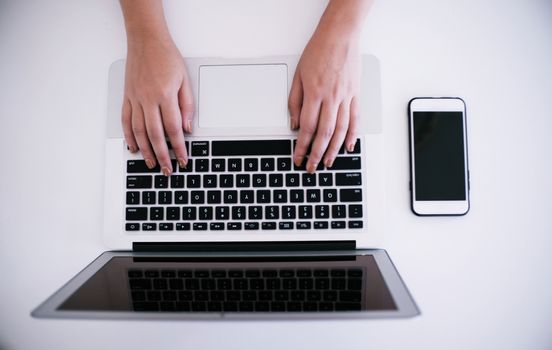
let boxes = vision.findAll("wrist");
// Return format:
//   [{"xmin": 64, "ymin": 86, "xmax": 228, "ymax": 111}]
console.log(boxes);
[{"xmin": 316, "ymin": 0, "xmax": 372, "ymax": 41}]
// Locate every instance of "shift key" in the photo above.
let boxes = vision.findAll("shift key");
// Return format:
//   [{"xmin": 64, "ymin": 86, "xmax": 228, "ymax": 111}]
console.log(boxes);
[
  {"xmin": 330, "ymin": 157, "xmax": 361, "ymax": 170},
  {"xmin": 340, "ymin": 189, "xmax": 362, "ymax": 202}
]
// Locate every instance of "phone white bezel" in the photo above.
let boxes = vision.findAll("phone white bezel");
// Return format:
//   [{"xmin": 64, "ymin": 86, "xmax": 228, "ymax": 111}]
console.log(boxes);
[{"xmin": 408, "ymin": 97, "xmax": 470, "ymax": 216}]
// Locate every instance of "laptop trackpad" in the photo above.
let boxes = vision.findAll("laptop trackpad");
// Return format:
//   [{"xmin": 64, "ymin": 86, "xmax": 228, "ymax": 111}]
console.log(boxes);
[{"xmin": 198, "ymin": 64, "xmax": 288, "ymax": 130}]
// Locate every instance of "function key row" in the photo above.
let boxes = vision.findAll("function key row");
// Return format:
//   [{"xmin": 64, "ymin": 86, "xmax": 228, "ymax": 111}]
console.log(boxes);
[
  {"xmin": 127, "ymin": 268, "xmax": 363, "ymax": 279},
  {"xmin": 125, "ymin": 220, "xmax": 363, "ymax": 232}
]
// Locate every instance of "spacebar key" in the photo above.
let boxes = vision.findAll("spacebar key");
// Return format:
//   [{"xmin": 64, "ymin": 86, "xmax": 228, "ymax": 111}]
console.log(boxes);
[{"xmin": 212, "ymin": 140, "xmax": 291, "ymax": 156}]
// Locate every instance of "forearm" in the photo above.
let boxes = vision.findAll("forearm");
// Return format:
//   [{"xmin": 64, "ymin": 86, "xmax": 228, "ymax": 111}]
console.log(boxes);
[
  {"xmin": 316, "ymin": 0, "xmax": 373, "ymax": 41},
  {"xmin": 119, "ymin": 0, "xmax": 172, "ymax": 45}
]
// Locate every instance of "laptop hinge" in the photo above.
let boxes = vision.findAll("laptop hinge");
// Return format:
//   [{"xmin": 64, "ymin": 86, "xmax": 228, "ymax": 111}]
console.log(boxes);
[{"xmin": 133, "ymin": 241, "xmax": 356, "ymax": 252}]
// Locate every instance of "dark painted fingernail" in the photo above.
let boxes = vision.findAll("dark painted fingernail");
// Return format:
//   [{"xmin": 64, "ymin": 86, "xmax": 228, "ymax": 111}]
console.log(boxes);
[{"xmin": 145, "ymin": 159, "xmax": 155, "ymax": 169}]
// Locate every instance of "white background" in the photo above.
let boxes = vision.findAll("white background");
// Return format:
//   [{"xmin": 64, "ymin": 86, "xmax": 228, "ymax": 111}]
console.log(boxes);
[{"xmin": 1, "ymin": 0, "xmax": 551, "ymax": 349}]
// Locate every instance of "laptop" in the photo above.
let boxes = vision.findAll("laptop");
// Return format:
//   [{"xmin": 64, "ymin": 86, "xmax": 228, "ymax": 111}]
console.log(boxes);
[{"xmin": 32, "ymin": 55, "xmax": 419, "ymax": 319}]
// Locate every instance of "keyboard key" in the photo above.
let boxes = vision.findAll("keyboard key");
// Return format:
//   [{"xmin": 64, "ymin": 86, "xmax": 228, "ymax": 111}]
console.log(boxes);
[
  {"xmin": 232, "ymin": 206, "xmax": 246, "ymax": 220},
  {"xmin": 244, "ymin": 158, "xmax": 258, "ymax": 171},
  {"xmin": 170, "ymin": 175, "xmax": 184, "ymax": 189},
  {"xmin": 269, "ymin": 174, "xmax": 283, "ymax": 187},
  {"xmin": 260, "ymin": 158, "xmax": 275, "ymax": 171},
  {"xmin": 248, "ymin": 206, "xmax": 263, "ymax": 220},
  {"xmin": 262, "ymin": 222, "xmax": 276, "ymax": 230},
  {"xmin": 302, "ymin": 173, "xmax": 316, "ymax": 187},
  {"xmin": 175, "ymin": 191, "xmax": 188, "ymax": 204},
  {"xmin": 142, "ymin": 191, "xmax": 155, "ymax": 204},
  {"xmin": 296, "ymin": 221, "xmax": 311, "ymax": 229},
  {"xmin": 215, "ymin": 206, "xmax": 230, "ymax": 220},
  {"xmin": 330, "ymin": 156, "xmax": 361, "ymax": 170},
  {"xmin": 150, "ymin": 207, "xmax": 164, "ymax": 220},
  {"xmin": 236, "ymin": 174, "xmax": 250, "ymax": 187},
  {"xmin": 195, "ymin": 159, "xmax": 209, "ymax": 172},
  {"xmin": 290, "ymin": 190, "xmax": 304, "ymax": 203},
  {"xmin": 265, "ymin": 206, "xmax": 279, "ymax": 220},
  {"xmin": 159, "ymin": 223, "xmax": 173, "ymax": 231},
  {"xmin": 253, "ymin": 174, "xmax": 267, "ymax": 187},
  {"xmin": 127, "ymin": 160, "xmax": 160, "ymax": 173},
  {"xmin": 203, "ymin": 175, "xmax": 217, "ymax": 188},
  {"xmin": 228, "ymin": 158, "xmax": 242, "ymax": 171},
  {"xmin": 349, "ymin": 139, "xmax": 361, "ymax": 154},
  {"xmin": 279, "ymin": 222, "xmax": 293, "ymax": 230},
  {"xmin": 186, "ymin": 175, "xmax": 201, "ymax": 188},
  {"xmin": 224, "ymin": 190, "xmax": 238, "ymax": 203},
  {"xmin": 349, "ymin": 220, "xmax": 363, "ymax": 228},
  {"xmin": 315, "ymin": 205, "xmax": 330, "ymax": 219},
  {"xmin": 126, "ymin": 191, "xmax": 139, "ymax": 205},
  {"xmin": 207, "ymin": 190, "xmax": 221, "ymax": 204},
  {"xmin": 166, "ymin": 207, "xmax": 180, "ymax": 220},
  {"xmin": 179, "ymin": 160, "xmax": 193, "ymax": 172},
  {"xmin": 240, "ymin": 190, "xmax": 254, "ymax": 203},
  {"xmin": 227, "ymin": 222, "xmax": 242, "ymax": 230},
  {"xmin": 332, "ymin": 205, "xmax": 346, "ymax": 218},
  {"xmin": 336, "ymin": 172, "xmax": 362, "ymax": 186},
  {"xmin": 285, "ymin": 174, "xmax": 300, "ymax": 187},
  {"xmin": 126, "ymin": 223, "xmax": 140, "ymax": 231},
  {"xmin": 340, "ymin": 189, "xmax": 362, "ymax": 202},
  {"xmin": 257, "ymin": 190, "xmax": 271, "ymax": 203},
  {"xmin": 182, "ymin": 207, "xmax": 197, "ymax": 220},
  {"xmin": 126, "ymin": 207, "xmax": 147, "ymax": 221},
  {"xmin": 211, "ymin": 159, "xmax": 225, "ymax": 172},
  {"xmin": 282, "ymin": 205, "xmax": 296, "ymax": 219},
  {"xmin": 273, "ymin": 190, "xmax": 287, "ymax": 203},
  {"xmin": 154, "ymin": 175, "xmax": 168, "ymax": 188},
  {"xmin": 212, "ymin": 140, "xmax": 291, "ymax": 156},
  {"xmin": 193, "ymin": 223, "xmax": 207, "ymax": 230},
  {"xmin": 176, "ymin": 222, "xmax": 191, "ymax": 230},
  {"xmin": 158, "ymin": 191, "xmax": 172, "ymax": 204},
  {"xmin": 244, "ymin": 222, "xmax": 259, "ymax": 230},
  {"xmin": 323, "ymin": 189, "xmax": 337, "ymax": 202},
  {"xmin": 314, "ymin": 221, "xmax": 329, "ymax": 229},
  {"xmin": 318, "ymin": 173, "xmax": 333, "ymax": 186},
  {"xmin": 142, "ymin": 223, "xmax": 156, "ymax": 231},
  {"xmin": 210, "ymin": 222, "xmax": 224, "ymax": 230},
  {"xmin": 349, "ymin": 204, "xmax": 363, "ymax": 218},
  {"xmin": 306, "ymin": 189, "xmax": 321, "ymax": 202},
  {"xmin": 277, "ymin": 157, "xmax": 292, "ymax": 171},
  {"xmin": 220, "ymin": 175, "xmax": 234, "ymax": 188},
  {"xmin": 299, "ymin": 206, "xmax": 313, "ymax": 219},
  {"xmin": 191, "ymin": 141, "xmax": 209, "ymax": 156},
  {"xmin": 199, "ymin": 206, "xmax": 213, "ymax": 220},
  {"xmin": 331, "ymin": 221, "xmax": 346, "ymax": 229},
  {"xmin": 190, "ymin": 191, "xmax": 205, "ymax": 204},
  {"xmin": 127, "ymin": 176, "xmax": 152, "ymax": 189}
]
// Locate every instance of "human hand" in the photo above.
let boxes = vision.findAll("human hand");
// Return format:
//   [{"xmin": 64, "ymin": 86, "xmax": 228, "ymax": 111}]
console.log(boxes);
[
  {"xmin": 121, "ymin": 29, "xmax": 194, "ymax": 176},
  {"xmin": 289, "ymin": 0, "xmax": 370, "ymax": 173}
]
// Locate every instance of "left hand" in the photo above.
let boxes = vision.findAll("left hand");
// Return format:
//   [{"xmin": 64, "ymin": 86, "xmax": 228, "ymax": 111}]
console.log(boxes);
[{"xmin": 289, "ymin": 28, "xmax": 361, "ymax": 173}]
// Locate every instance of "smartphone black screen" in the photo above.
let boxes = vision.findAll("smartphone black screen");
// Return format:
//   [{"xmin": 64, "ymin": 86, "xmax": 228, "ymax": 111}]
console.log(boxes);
[{"xmin": 413, "ymin": 111, "xmax": 466, "ymax": 200}]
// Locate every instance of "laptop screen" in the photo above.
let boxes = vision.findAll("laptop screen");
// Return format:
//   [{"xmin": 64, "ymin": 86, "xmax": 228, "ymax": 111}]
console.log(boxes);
[{"xmin": 58, "ymin": 254, "xmax": 397, "ymax": 313}]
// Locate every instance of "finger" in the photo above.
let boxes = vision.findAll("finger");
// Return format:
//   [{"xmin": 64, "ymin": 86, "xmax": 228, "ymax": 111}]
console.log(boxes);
[
  {"xmin": 293, "ymin": 96, "xmax": 321, "ymax": 168},
  {"xmin": 178, "ymin": 77, "xmax": 195, "ymax": 133},
  {"xmin": 161, "ymin": 96, "xmax": 188, "ymax": 169},
  {"xmin": 143, "ymin": 103, "xmax": 172, "ymax": 176},
  {"xmin": 131, "ymin": 103, "xmax": 157, "ymax": 169},
  {"xmin": 307, "ymin": 100, "xmax": 339, "ymax": 173},
  {"xmin": 122, "ymin": 98, "xmax": 138, "ymax": 153},
  {"xmin": 324, "ymin": 101, "xmax": 350, "ymax": 168},
  {"xmin": 288, "ymin": 68, "xmax": 303, "ymax": 130},
  {"xmin": 344, "ymin": 96, "xmax": 360, "ymax": 152}
]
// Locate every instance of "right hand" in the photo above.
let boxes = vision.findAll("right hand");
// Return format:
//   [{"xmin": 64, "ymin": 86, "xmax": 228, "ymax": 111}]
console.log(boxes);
[{"xmin": 122, "ymin": 36, "xmax": 194, "ymax": 176}]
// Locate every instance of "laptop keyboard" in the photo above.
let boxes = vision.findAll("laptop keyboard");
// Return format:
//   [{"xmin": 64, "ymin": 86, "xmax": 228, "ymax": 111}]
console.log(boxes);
[
  {"xmin": 125, "ymin": 138, "xmax": 364, "ymax": 232},
  {"xmin": 128, "ymin": 267, "xmax": 363, "ymax": 312}
]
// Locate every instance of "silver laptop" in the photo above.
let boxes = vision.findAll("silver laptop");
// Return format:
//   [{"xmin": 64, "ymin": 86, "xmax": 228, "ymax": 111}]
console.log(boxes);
[{"xmin": 32, "ymin": 55, "xmax": 419, "ymax": 319}]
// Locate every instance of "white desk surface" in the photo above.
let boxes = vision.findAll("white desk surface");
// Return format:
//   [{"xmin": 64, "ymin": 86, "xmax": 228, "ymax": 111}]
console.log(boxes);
[{"xmin": 1, "ymin": 1, "xmax": 551, "ymax": 349}]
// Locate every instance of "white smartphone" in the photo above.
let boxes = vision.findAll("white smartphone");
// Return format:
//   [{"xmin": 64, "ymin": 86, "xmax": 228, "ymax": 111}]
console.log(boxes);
[{"xmin": 408, "ymin": 97, "xmax": 470, "ymax": 216}]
